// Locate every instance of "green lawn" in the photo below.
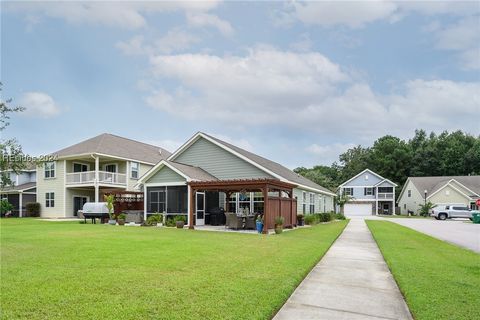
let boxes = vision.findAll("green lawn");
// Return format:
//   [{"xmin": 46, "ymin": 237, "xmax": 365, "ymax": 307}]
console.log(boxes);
[
  {"xmin": 366, "ymin": 220, "xmax": 480, "ymax": 320},
  {"xmin": 1, "ymin": 219, "xmax": 347, "ymax": 320}
]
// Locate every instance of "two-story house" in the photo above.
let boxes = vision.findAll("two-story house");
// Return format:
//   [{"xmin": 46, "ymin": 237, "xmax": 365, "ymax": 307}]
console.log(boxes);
[
  {"xmin": 0, "ymin": 163, "xmax": 37, "ymax": 217},
  {"xmin": 338, "ymin": 169, "xmax": 397, "ymax": 216},
  {"xmin": 37, "ymin": 133, "xmax": 171, "ymax": 218}
]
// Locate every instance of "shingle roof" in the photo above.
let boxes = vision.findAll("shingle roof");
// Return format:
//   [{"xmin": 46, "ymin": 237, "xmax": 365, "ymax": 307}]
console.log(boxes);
[
  {"xmin": 52, "ymin": 133, "xmax": 171, "ymax": 164},
  {"xmin": 202, "ymin": 133, "xmax": 335, "ymax": 195},
  {"xmin": 168, "ymin": 161, "xmax": 218, "ymax": 181},
  {"xmin": 1, "ymin": 182, "xmax": 36, "ymax": 192},
  {"xmin": 409, "ymin": 176, "xmax": 480, "ymax": 198}
]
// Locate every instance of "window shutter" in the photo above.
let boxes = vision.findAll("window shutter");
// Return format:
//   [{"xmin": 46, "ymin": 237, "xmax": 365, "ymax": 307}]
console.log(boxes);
[{"xmin": 364, "ymin": 188, "xmax": 367, "ymax": 195}]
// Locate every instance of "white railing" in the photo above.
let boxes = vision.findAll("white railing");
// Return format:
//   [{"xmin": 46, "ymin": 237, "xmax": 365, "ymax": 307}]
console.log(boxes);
[
  {"xmin": 66, "ymin": 171, "xmax": 126, "ymax": 185},
  {"xmin": 377, "ymin": 193, "xmax": 394, "ymax": 199}
]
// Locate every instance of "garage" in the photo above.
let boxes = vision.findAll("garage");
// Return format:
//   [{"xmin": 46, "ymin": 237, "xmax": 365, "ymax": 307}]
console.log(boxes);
[{"xmin": 344, "ymin": 203, "xmax": 373, "ymax": 216}]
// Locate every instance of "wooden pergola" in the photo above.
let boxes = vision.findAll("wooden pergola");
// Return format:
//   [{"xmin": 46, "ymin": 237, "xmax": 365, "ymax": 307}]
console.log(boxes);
[{"xmin": 188, "ymin": 179, "xmax": 298, "ymax": 234}]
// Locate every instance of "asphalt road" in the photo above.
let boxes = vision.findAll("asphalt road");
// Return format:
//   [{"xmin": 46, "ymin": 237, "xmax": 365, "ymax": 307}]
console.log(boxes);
[{"xmin": 379, "ymin": 217, "xmax": 480, "ymax": 253}]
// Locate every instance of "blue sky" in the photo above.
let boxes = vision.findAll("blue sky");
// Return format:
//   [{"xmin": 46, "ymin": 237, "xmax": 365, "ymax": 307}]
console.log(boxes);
[{"xmin": 1, "ymin": 1, "xmax": 479, "ymax": 168}]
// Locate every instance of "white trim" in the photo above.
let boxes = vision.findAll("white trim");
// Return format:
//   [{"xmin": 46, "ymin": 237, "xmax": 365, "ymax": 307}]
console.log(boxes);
[
  {"xmin": 296, "ymin": 184, "xmax": 336, "ymax": 196},
  {"xmin": 144, "ymin": 182, "xmax": 187, "ymax": 187},
  {"xmin": 427, "ymin": 182, "xmax": 472, "ymax": 201},
  {"xmin": 63, "ymin": 160, "xmax": 66, "ymax": 217},
  {"xmin": 19, "ymin": 192, "xmax": 23, "ymax": 217},
  {"xmin": 397, "ymin": 178, "xmax": 411, "ymax": 201},
  {"xmin": 138, "ymin": 160, "xmax": 191, "ymax": 184},
  {"xmin": 373, "ymin": 178, "xmax": 398, "ymax": 187},
  {"xmin": 449, "ymin": 179, "xmax": 480, "ymax": 197},
  {"xmin": 338, "ymin": 169, "xmax": 386, "ymax": 188}
]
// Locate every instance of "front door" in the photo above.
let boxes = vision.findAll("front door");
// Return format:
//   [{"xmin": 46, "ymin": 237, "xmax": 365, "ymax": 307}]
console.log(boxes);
[
  {"xmin": 73, "ymin": 196, "xmax": 88, "ymax": 216},
  {"xmin": 383, "ymin": 203, "xmax": 390, "ymax": 214},
  {"xmin": 196, "ymin": 192, "xmax": 205, "ymax": 226}
]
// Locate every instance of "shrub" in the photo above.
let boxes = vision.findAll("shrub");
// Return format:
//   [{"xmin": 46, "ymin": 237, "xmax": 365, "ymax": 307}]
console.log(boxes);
[
  {"xmin": 304, "ymin": 214, "xmax": 317, "ymax": 225},
  {"xmin": 319, "ymin": 212, "xmax": 333, "ymax": 222},
  {"xmin": 0, "ymin": 199, "xmax": 13, "ymax": 216},
  {"xmin": 335, "ymin": 213, "xmax": 346, "ymax": 220},
  {"xmin": 25, "ymin": 202, "xmax": 41, "ymax": 217},
  {"xmin": 146, "ymin": 214, "xmax": 162, "ymax": 226},
  {"xmin": 117, "ymin": 213, "xmax": 126, "ymax": 220},
  {"xmin": 174, "ymin": 215, "xmax": 186, "ymax": 223}
]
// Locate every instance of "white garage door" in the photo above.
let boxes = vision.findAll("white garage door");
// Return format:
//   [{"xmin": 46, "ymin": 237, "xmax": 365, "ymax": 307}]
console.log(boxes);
[{"xmin": 344, "ymin": 204, "xmax": 372, "ymax": 216}]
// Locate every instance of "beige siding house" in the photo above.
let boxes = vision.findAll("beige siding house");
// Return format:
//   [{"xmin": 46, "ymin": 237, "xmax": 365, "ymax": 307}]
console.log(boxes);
[
  {"xmin": 398, "ymin": 176, "xmax": 480, "ymax": 215},
  {"xmin": 37, "ymin": 134, "xmax": 170, "ymax": 218},
  {"xmin": 138, "ymin": 132, "xmax": 335, "ymax": 229}
]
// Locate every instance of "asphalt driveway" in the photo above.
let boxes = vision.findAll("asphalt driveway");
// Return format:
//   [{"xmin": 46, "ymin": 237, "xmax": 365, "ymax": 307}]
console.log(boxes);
[{"xmin": 378, "ymin": 218, "xmax": 480, "ymax": 253}]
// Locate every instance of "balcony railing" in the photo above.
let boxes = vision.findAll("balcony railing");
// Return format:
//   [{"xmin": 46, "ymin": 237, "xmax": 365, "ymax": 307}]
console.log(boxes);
[
  {"xmin": 66, "ymin": 171, "xmax": 126, "ymax": 185},
  {"xmin": 377, "ymin": 193, "xmax": 394, "ymax": 199}
]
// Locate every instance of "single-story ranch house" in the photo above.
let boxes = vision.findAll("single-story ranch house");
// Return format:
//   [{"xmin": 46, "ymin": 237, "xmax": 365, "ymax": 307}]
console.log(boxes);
[{"xmin": 137, "ymin": 132, "xmax": 335, "ymax": 233}]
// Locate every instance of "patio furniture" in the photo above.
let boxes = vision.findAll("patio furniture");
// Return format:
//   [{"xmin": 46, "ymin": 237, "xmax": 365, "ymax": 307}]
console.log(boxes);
[
  {"xmin": 245, "ymin": 216, "xmax": 256, "ymax": 230},
  {"xmin": 210, "ymin": 207, "xmax": 225, "ymax": 226},
  {"xmin": 226, "ymin": 212, "xmax": 243, "ymax": 230}
]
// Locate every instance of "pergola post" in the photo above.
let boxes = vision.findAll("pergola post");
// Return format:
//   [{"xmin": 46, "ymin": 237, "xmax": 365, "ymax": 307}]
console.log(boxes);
[
  {"xmin": 189, "ymin": 186, "xmax": 195, "ymax": 229},
  {"xmin": 262, "ymin": 185, "xmax": 269, "ymax": 234}
]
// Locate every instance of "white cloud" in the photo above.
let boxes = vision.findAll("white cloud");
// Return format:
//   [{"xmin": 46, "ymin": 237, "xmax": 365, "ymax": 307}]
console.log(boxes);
[
  {"xmin": 7, "ymin": 1, "xmax": 221, "ymax": 29},
  {"xmin": 290, "ymin": 33, "xmax": 313, "ymax": 52},
  {"xmin": 307, "ymin": 143, "xmax": 357, "ymax": 165},
  {"xmin": 20, "ymin": 92, "xmax": 61, "ymax": 118},
  {"xmin": 186, "ymin": 12, "xmax": 234, "ymax": 36},
  {"xmin": 292, "ymin": 1, "xmax": 398, "ymax": 28},
  {"xmin": 144, "ymin": 48, "xmax": 480, "ymax": 140}
]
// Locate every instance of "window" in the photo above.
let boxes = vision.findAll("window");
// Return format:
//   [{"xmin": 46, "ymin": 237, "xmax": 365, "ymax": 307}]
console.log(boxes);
[
  {"xmin": 364, "ymin": 187, "xmax": 373, "ymax": 196},
  {"xmin": 407, "ymin": 190, "xmax": 411, "ymax": 197},
  {"xmin": 104, "ymin": 164, "xmax": 117, "ymax": 173},
  {"xmin": 302, "ymin": 192, "xmax": 307, "ymax": 214},
  {"xmin": 309, "ymin": 193, "xmax": 315, "ymax": 214},
  {"xmin": 73, "ymin": 163, "xmax": 88, "ymax": 172},
  {"xmin": 344, "ymin": 188, "xmax": 353, "ymax": 196},
  {"xmin": 149, "ymin": 187, "xmax": 166, "ymax": 213},
  {"xmin": 45, "ymin": 192, "xmax": 55, "ymax": 207},
  {"xmin": 130, "ymin": 162, "xmax": 139, "ymax": 179},
  {"xmin": 238, "ymin": 192, "xmax": 251, "ymax": 213},
  {"xmin": 253, "ymin": 192, "xmax": 264, "ymax": 213},
  {"xmin": 378, "ymin": 187, "xmax": 393, "ymax": 193},
  {"xmin": 404, "ymin": 204, "xmax": 406, "ymax": 209},
  {"xmin": 44, "ymin": 162, "xmax": 55, "ymax": 178}
]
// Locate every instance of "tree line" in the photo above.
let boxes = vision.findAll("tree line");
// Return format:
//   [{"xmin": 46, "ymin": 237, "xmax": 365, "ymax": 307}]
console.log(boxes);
[{"xmin": 294, "ymin": 130, "xmax": 480, "ymax": 193}]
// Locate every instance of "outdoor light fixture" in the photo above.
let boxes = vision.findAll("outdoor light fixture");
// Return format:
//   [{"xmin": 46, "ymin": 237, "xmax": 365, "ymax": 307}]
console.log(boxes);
[{"xmin": 424, "ymin": 190, "xmax": 428, "ymax": 206}]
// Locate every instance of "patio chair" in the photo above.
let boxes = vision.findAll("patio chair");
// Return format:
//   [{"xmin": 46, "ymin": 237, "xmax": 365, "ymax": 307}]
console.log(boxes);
[
  {"xmin": 245, "ymin": 216, "xmax": 256, "ymax": 230},
  {"xmin": 226, "ymin": 213, "xmax": 243, "ymax": 230}
]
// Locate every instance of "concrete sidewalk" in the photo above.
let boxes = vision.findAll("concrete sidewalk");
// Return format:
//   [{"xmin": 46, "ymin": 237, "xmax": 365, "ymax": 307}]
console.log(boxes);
[{"xmin": 274, "ymin": 219, "xmax": 412, "ymax": 320}]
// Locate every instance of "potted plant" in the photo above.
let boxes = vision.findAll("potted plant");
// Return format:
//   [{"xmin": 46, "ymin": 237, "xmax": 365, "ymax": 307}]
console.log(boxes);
[
  {"xmin": 175, "ymin": 215, "xmax": 186, "ymax": 229},
  {"xmin": 146, "ymin": 214, "xmax": 162, "ymax": 226},
  {"xmin": 297, "ymin": 213, "xmax": 304, "ymax": 226},
  {"xmin": 274, "ymin": 216, "xmax": 284, "ymax": 234},
  {"xmin": 104, "ymin": 194, "xmax": 116, "ymax": 225},
  {"xmin": 117, "ymin": 213, "xmax": 126, "ymax": 226},
  {"xmin": 256, "ymin": 215, "xmax": 264, "ymax": 233}
]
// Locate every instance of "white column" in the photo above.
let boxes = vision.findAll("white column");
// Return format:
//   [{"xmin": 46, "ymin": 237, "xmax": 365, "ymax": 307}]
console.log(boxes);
[
  {"xmin": 19, "ymin": 192, "xmax": 23, "ymax": 218},
  {"xmin": 125, "ymin": 161, "xmax": 129, "ymax": 190},
  {"xmin": 94, "ymin": 156, "xmax": 100, "ymax": 202}
]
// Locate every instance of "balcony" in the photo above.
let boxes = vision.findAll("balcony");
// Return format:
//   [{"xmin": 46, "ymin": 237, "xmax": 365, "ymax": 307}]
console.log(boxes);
[
  {"xmin": 377, "ymin": 193, "xmax": 394, "ymax": 199},
  {"xmin": 66, "ymin": 171, "xmax": 126, "ymax": 186}
]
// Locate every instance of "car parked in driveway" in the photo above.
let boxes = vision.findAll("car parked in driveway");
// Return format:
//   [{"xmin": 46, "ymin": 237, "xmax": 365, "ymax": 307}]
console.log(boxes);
[{"xmin": 431, "ymin": 204, "xmax": 473, "ymax": 220}]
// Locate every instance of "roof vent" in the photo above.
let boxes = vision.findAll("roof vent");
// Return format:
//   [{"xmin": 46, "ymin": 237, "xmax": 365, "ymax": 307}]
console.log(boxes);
[
  {"xmin": 158, "ymin": 149, "xmax": 162, "ymax": 155},
  {"xmin": 365, "ymin": 174, "xmax": 369, "ymax": 180}
]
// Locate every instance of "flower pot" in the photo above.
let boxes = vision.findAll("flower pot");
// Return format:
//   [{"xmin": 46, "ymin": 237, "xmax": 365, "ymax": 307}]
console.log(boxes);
[
  {"xmin": 108, "ymin": 219, "xmax": 117, "ymax": 225},
  {"xmin": 176, "ymin": 221, "xmax": 185, "ymax": 229},
  {"xmin": 118, "ymin": 219, "xmax": 125, "ymax": 226},
  {"xmin": 256, "ymin": 221, "xmax": 263, "ymax": 233},
  {"xmin": 297, "ymin": 220, "xmax": 304, "ymax": 226}
]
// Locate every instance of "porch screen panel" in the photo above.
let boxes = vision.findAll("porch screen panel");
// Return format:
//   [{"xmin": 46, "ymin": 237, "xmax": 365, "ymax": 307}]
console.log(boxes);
[
  {"xmin": 166, "ymin": 186, "xmax": 188, "ymax": 213},
  {"xmin": 148, "ymin": 187, "xmax": 166, "ymax": 213}
]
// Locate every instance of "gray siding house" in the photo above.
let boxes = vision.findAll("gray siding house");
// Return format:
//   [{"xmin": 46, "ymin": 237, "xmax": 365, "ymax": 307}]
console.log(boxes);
[
  {"xmin": 0, "ymin": 164, "xmax": 37, "ymax": 217},
  {"xmin": 338, "ymin": 169, "xmax": 397, "ymax": 216},
  {"xmin": 138, "ymin": 132, "xmax": 335, "ymax": 228}
]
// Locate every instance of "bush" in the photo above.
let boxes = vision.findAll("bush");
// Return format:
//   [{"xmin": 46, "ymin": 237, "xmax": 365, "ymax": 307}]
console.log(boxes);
[
  {"xmin": 274, "ymin": 216, "xmax": 285, "ymax": 226},
  {"xmin": 117, "ymin": 213, "xmax": 126, "ymax": 220},
  {"xmin": 304, "ymin": 214, "xmax": 317, "ymax": 225},
  {"xmin": 25, "ymin": 202, "xmax": 41, "ymax": 217},
  {"xmin": 165, "ymin": 215, "xmax": 186, "ymax": 227},
  {"xmin": 146, "ymin": 214, "xmax": 162, "ymax": 226},
  {"xmin": 0, "ymin": 199, "xmax": 14, "ymax": 216},
  {"xmin": 335, "ymin": 213, "xmax": 346, "ymax": 220},
  {"xmin": 319, "ymin": 212, "xmax": 333, "ymax": 222}
]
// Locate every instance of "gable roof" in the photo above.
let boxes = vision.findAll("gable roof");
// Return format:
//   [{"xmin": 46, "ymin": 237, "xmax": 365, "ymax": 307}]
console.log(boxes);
[
  {"xmin": 399, "ymin": 176, "xmax": 480, "ymax": 200},
  {"xmin": 168, "ymin": 132, "xmax": 335, "ymax": 196},
  {"xmin": 52, "ymin": 133, "xmax": 171, "ymax": 164},
  {"xmin": 139, "ymin": 160, "xmax": 217, "ymax": 183},
  {"xmin": 338, "ymin": 169, "xmax": 396, "ymax": 188}
]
